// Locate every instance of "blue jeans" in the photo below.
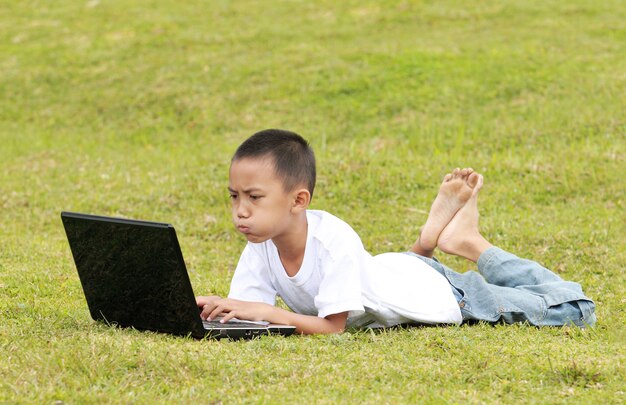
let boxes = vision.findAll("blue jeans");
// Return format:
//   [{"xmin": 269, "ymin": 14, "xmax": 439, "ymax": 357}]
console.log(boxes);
[{"xmin": 407, "ymin": 247, "xmax": 596, "ymax": 327}]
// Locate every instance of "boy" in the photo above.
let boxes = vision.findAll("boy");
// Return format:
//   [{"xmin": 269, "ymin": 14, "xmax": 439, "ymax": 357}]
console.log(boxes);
[{"xmin": 196, "ymin": 129, "xmax": 596, "ymax": 334}]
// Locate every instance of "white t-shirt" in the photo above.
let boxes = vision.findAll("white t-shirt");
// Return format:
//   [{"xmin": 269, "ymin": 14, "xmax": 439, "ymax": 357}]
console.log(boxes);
[{"xmin": 228, "ymin": 210, "xmax": 462, "ymax": 328}]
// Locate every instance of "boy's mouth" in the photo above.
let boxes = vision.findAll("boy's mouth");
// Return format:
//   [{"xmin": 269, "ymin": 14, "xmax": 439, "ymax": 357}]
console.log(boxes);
[{"xmin": 237, "ymin": 225, "xmax": 251, "ymax": 234}]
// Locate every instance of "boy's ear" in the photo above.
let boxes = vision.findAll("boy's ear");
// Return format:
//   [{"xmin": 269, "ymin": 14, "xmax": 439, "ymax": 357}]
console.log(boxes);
[{"xmin": 292, "ymin": 188, "xmax": 311, "ymax": 212}]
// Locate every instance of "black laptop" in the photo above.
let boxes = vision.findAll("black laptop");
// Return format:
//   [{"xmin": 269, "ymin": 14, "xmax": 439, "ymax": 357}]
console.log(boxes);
[{"xmin": 61, "ymin": 211, "xmax": 296, "ymax": 339}]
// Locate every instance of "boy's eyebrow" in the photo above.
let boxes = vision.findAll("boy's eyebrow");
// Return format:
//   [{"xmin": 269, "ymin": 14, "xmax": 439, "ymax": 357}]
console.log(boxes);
[{"xmin": 228, "ymin": 186, "xmax": 264, "ymax": 193}]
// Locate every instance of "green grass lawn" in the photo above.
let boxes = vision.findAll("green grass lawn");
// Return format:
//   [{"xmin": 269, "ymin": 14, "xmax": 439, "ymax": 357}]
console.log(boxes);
[{"xmin": 1, "ymin": 0, "xmax": 625, "ymax": 403}]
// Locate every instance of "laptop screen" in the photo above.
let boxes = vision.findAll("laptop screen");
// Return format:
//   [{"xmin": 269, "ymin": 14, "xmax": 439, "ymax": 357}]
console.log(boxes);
[{"xmin": 61, "ymin": 212, "xmax": 205, "ymax": 337}]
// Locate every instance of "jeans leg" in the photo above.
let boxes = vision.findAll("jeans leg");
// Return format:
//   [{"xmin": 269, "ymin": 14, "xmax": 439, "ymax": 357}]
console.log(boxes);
[
  {"xmin": 406, "ymin": 249, "xmax": 596, "ymax": 327},
  {"xmin": 477, "ymin": 247, "xmax": 596, "ymax": 327},
  {"xmin": 477, "ymin": 246, "xmax": 563, "ymax": 287}
]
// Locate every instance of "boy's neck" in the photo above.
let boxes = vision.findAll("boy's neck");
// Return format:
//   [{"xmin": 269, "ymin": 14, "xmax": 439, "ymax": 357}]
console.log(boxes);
[{"xmin": 272, "ymin": 212, "xmax": 308, "ymax": 277}]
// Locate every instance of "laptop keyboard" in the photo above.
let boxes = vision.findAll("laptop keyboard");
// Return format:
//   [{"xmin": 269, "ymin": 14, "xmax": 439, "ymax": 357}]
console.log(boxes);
[{"xmin": 202, "ymin": 320, "xmax": 266, "ymax": 329}]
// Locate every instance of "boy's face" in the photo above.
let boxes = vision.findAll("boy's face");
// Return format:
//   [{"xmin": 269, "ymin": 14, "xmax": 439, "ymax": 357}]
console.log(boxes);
[{"xmin": 228, "ymin": 157, "xmax": 297, "ymax": 243}]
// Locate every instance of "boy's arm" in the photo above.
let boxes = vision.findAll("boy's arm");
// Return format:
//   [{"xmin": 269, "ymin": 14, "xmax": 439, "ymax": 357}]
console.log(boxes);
[{"xmin": 196, "ymin": 296, "xmax": 347, "ymax": 334}]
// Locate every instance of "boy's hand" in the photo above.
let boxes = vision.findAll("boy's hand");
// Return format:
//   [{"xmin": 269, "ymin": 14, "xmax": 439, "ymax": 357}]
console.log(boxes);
[
  {"xmin": 196, "ymin": 296, "xmax": 272, "ymax": 323},
  {"xmin": 196, "ymin": 296, "xmax": 348, "ymax": 335}
]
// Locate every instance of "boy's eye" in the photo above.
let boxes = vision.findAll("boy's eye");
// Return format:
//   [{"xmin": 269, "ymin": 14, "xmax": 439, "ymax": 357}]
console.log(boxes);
[
  {"xmin": 229, "ymin": 194, "xmax": 238, "ymax": 200},
  {"xmin": 250, "ymin": 195, "xmax": 261, "ymax": 200}
]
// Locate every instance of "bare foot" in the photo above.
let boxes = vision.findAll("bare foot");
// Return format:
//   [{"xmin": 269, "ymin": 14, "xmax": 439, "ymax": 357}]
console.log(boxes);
[
  {"xmin": 411, "ymin": 168, "xmax": 481, "ymax": 255},
  {"xmin": 437, "ymin": 174, "xmax": 492, "ymax": 262}
]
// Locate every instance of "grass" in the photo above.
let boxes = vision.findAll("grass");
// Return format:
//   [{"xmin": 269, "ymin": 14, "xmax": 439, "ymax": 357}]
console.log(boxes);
[{"xmin": 1, "ymin": 0, "xmax": 625, "ymax": 403}]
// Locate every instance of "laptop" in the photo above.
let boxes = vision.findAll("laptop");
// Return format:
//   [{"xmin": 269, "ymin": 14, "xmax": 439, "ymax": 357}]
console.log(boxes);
[{"xmin": 61, "ymin": 211, "xmax": 296, "ymax": 339}]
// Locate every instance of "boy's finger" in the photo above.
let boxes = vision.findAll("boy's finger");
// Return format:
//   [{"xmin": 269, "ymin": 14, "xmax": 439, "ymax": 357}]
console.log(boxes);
[
  {"xmin": 200, "ymin": 304, "xmax": 213, "ymax": 320},
  {"xmin": 201, "ymin": 301, "xmax": 221, "ymax": 319},
  {"xmin": 221, "ymin": 311, "xmax": 237, "ymax": 323},
  {"xmin": 209, "ymin": 305, "xmax": 226, "ymax": 321}
]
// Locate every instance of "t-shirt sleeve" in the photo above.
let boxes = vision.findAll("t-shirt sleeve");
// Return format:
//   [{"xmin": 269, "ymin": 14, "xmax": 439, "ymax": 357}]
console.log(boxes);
[
  {"xmin": 314, "ymin": 241, "xmax": 366, "ymax": 319},
  {"xmin": 227, "ymin": 243, "xmax": 277, "ymax": 305}
]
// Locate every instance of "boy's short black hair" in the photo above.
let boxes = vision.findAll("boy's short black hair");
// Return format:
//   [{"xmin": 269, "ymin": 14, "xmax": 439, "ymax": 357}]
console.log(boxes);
[{"xmin": 232, "ymin": 129, "xmax": 316, "ymax": 198}]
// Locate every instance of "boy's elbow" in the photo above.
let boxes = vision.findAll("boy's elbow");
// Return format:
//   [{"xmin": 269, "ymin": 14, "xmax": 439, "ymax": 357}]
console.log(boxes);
[{"xmin": 325, "ymin": 312, "xmax": 348, "ymax": 334}]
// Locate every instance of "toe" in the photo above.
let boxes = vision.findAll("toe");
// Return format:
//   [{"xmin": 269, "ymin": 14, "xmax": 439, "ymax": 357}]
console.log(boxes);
[
  {"xmin": 468, "ymin": 172, "xmax": 479, "ymax": 188},
  {"xmin": 461, "ymin": 167, "xmax": 474, "ymax": 179},
  {"xmin": 472, "ymin": 174, "xmax": 484, "ymax": 194}
]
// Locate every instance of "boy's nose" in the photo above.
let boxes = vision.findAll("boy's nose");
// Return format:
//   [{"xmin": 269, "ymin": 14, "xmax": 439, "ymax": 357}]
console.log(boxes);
[{"xmin": 236, "ymin": 204, "xmax": 250, "ymax": 218}]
